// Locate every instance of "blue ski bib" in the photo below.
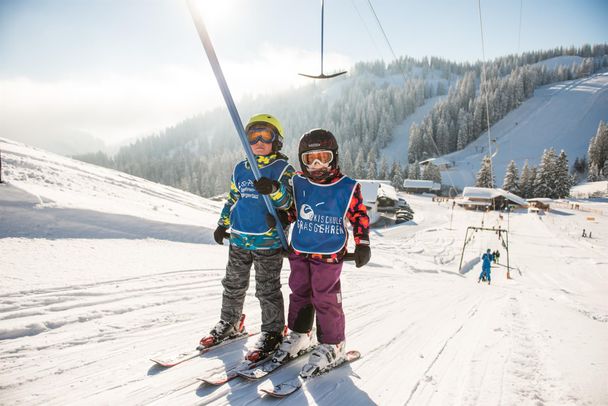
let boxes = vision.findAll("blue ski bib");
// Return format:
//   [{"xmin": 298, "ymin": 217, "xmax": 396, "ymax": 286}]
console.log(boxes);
[
  {"xmin": 230, "ymin": 159, "xmax": 290, "ymax": 234},
  {"xmin": 292, "ymin": 174, "xmax": 358, "ymax": 254}
]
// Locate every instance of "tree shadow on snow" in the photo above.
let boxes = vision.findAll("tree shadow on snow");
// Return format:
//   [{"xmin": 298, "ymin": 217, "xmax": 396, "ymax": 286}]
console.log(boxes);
[{"xmin": 0, "ymin": 184, "xmax": 214, "ymax": 243}]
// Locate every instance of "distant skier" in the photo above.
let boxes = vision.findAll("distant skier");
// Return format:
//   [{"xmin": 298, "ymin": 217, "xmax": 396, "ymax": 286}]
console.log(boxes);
[
  {"xmin": 582, "ymin": 229, "xmax": 587, "ymax": 237},
  {"xmin": 478, "ymin": 249, "xmax": 493, "ymax": 285},
  {"xmin": 201, "ymin": 114, "xmax": 295, "ymax": 362},
  {"xmin": 261, "ymin": 129, "xmax": 370, "ymax": 376},
  {"xmin": 493, "ymin": 250, "xmax": 500, "ymax": 263}
]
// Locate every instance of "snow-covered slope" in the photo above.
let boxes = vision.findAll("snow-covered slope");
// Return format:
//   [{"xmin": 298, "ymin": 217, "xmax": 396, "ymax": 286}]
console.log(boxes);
[
  {"xmin": 440, "ymin": 71, "xmax": 608, "ymax": 188},
  {"xmin": 381, "ymin": 95, "xmax": 446, "ymax": 164},
  {"xmin": 534, "ymin": 55, "xmax": 585, "ymax": 71},
  {"xmin": 1, "ymin": 139, "xmax": 607, "ymax": 405}
]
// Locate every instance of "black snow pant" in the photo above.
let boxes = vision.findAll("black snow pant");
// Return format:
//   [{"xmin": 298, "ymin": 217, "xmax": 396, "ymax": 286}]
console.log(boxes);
[{"xmin": 220, "ymin": 244, "xmax": 285, "ymax": 333}]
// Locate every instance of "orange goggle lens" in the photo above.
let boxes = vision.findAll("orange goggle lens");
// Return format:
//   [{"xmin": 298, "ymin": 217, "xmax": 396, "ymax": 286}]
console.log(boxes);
[
  {"xmin": 247, "ymin": 127, "xmax": 275, "ymax": 144},
  {"xmin": 301, "ymin": 150, "xmax": 334, "ymax": 166}
]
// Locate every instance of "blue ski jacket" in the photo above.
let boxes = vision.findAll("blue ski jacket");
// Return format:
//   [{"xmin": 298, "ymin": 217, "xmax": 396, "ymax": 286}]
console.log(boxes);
[
  {"xmin": 218, "ymin": 153, "xmax": 295, "ymax": 250},
  {"xmin": 482, "ymin": 252, "xmax": 493, "ymax": 270}
]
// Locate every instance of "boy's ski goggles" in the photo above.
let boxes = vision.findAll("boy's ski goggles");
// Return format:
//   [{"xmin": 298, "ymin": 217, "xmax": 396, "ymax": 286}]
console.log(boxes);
[
  {"xmin": 247, "ymin": 126, "xmax": 276, "ymax": 144},
  {"xmin": 301, "ymin": 150, "xmax": 334, "ymax": 167}
]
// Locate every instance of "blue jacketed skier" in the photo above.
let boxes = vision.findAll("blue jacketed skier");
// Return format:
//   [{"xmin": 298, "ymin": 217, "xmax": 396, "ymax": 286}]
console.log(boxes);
[
  {"xmin": 200, "ymin": 114, "xmax": 295, "ymax": 362},
  {"xmin": 478, "ymin": 249, "xmax": 493, "ymax": 285}
]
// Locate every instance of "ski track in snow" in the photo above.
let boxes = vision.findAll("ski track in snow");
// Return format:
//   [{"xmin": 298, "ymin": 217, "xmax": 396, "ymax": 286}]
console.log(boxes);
[{"xmin": 1, "ymin": 138, "xmax": 607, "ymax": 405}]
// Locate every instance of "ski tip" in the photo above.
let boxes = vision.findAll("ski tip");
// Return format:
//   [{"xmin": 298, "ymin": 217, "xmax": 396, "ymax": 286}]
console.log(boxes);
[
  {"xmin": 198, "ymin": 377, "xmax": 228, "ymax": 386},
  {"xmin": 150, "ymin": 359, "xmax": 174, "ymax": 367},
  {"xmin": 345, "ymin": 350, "xmax": 362, "ymax": 362},
  {"xmin": 259, "ymin": 388, "xmax": 289, "ymax": 398},
  {"xmin": 259, "ymin": 379, "xmax": 302, "ymax": 398},
  {"xmin": 259, "ymin": 389, "xmax": 282, "ymax": 398}
]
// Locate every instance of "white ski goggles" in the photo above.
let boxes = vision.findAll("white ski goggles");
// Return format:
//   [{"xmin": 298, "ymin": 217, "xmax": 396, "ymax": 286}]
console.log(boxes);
[{"xmin": 301, "ymin": 150, "xmax": 334, "ymax": 167}]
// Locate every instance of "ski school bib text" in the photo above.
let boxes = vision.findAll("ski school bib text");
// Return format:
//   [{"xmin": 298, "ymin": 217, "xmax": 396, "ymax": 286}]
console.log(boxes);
[
  {"xmin": 230, "ymin": 159, "xmax": 290, "ymax": 234},
  {"xmin": 292, "ymin": 174, "xmax": 357, "ymax": 254}
]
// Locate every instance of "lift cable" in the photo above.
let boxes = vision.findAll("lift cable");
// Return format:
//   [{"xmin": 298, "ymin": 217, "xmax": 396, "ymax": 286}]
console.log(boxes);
[
  {"xmin": 477, "ymin": 0, "xmax": 494, "ymax": 187},
  {"xmin": 365, "ymin": 0, "xmax": 458, "ymax": 194}
]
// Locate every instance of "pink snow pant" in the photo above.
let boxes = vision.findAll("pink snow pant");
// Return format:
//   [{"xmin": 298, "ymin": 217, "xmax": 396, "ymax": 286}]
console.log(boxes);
[{"xmin": 287, "ymin": 253, "xmax": 345, "ymax": 344}]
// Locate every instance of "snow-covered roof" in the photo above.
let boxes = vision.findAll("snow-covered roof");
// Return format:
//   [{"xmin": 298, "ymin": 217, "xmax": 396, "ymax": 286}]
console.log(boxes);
[
  {"xmin": 419, "ymin": 157, "xmax": 451, "ymax": 166},
  {"xmin": 455, "ymin": 198, "xmax": 491, "ymax": 207},
  {"xmin": 358, "ymin": 180, "xmax": 399, "ymax": 203},
  {"xmin": 403, "ymin": 179, "xmax": 441, "ymax": 190},
  {"xmin": 377, "ymin": 183, "xmax": 398, "ymax": 201},
  {"xmin": 500, "ymin": 189, "xmax": 527, "ymax": 206},
  {"xmin": 462, "ymin": 187, "xmax": 527, "ymax": 206},
  {"xmin": 358, "ymin": 180, "xmax": 380, "ymax": 203},
  {"xmin": 462, "ymin": 187, "xmax": 499, "ymax": 199},
  {"xmin": 527, "ymin": 198, "xmax": 553, "ymax": 203}
]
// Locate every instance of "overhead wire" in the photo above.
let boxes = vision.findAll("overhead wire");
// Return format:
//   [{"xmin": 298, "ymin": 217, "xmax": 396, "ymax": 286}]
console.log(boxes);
[
  {"xmin": 512, "ymin": 0, "xmax": 523, "ymax": 162},
  {"xmin": 517, "ymin": 0, "xmax": 523, "ymax": 54},
  {"xmin": 365, "ymin": 0, "xmax": 407, "ymax": 84},
  {"xmin": 349, "ymin": 0, "xmax": 383, "ymax": 62},
  {"xmin": 364, "ymin": 0, "xmax": 458, "ymax": 194},
  {"xmin": 477, "ymin": 0, "xmax": 494, "ymax": 188}
]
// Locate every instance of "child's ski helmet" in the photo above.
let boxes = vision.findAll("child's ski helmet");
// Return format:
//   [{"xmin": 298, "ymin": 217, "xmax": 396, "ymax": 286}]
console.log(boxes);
[
  {"xmin": 298, "ymin": 128, "xmax": 339, "ymax": 180},
  {"xmin": 245, "ymin": 113, "xmax": 284, "ymax": 152}
]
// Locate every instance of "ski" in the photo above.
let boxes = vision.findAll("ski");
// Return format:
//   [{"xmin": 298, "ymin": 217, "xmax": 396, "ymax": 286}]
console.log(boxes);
[
  {"xmin": 236, "ymin": 345, "xmax": 318, "ymax": 380},
  {"xmin": 150, "ymin": 331, "xmax": 256, "ymax": 367},
  {"xmin": 197, "ymin": 354, "xmax": 273, "ymax": 385},
  {"xmin": 259, "ymin": 350, "xmax": 361, "ymax": 398}
]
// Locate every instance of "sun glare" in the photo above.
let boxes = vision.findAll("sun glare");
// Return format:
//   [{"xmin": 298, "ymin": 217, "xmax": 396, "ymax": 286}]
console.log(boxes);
[{"xmin": 190, "ymin": 0, "xmax": 234, "ymax": 26}]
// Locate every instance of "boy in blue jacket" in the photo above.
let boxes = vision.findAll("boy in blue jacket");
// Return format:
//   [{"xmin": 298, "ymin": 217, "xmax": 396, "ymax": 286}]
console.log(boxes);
[{"xmin": 200, "ymin": 114, "xmax": 295, "ymax": 362}]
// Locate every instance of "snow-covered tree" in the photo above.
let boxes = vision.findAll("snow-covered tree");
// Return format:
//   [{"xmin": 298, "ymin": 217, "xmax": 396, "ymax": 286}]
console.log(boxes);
[
  {"xmin": 502, "ymin": 160, "xmax": 519, "ymax": 194},
  {"xmin": 341, "ymin": 149, "xmax": 353, "ymax": 176},
  {"xmin": 534, "ymin": 148, "xmax": 558, "ymax": 198},
  {"xmin": 407, "ymin": 124, "xmax": 423, "ymax": 163},
  {"xmin": 389, "ymin": 161, "xmax": 400, "ymax": 181},
  {"xmin": 475, "ymin": 156, "xmax": 495, "ymax": 188},
  {"xmin": 378, "ymin": 157, "xmax": 389, "ymax": 180},
  {"xmin": 408, "ymin": 161, "xmax": 421, "ymax": 180},
  {"xmin": 366, "ymin": 160, "xmax": 377, "ymax": 180},
  {"xmin": 353, "ymin": 150, "xmax": 366, "ymax": 179},
  {"xmin": 391, "ymin": 162, "xmax": 405, "ymax": 190},
  {"xmin": 555, "ymin": 150, "xmax": 572, "ymax": 198},
  {"xmin": 572, "ymin": 156, "xmax": 587, "ymax": 175},
  {"xmin": 588, "ymin": 121, "xmax": 608, "ymax": 181},
  {"xmin": 421, "ymin": 162, "xmax": 442, "ymax": 184},
  {"xmin": 518, "ymin": 161, "xmax": 533, "ymax": 198}
]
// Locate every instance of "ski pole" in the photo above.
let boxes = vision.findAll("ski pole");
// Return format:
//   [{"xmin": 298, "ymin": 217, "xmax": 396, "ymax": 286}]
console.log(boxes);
[{"xmin": 186, "ymin": 0, "xmax": 288, "ymax": 250}]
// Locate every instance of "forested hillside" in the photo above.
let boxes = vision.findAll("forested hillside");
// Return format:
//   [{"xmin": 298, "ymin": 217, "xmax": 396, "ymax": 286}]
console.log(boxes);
[{"xmin": 75, "ymin": 44, "xmax": 608, "ymax": 197}]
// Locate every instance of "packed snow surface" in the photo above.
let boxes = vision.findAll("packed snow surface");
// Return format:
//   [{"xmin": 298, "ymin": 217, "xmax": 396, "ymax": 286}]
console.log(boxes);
[{"xmin": 1, "ymin": 138, "xmax": 607, "ymax": 405}]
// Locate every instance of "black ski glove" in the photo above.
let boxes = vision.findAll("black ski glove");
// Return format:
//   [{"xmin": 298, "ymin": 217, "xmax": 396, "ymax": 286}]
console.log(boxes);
[
  {"xmin": 354, "ymin": 245, "xmax": 371, "ymax": 268},
  {"xmin": 265, "ymin": 211, "xmax": 290, "ymax": 228},
  {"xmin": 253, "ymin": 177, "xmax": 280, "ymax": 195},
  {"xmin": 213, "ymin": 225, "xmax": 230, "ymax": 245}
]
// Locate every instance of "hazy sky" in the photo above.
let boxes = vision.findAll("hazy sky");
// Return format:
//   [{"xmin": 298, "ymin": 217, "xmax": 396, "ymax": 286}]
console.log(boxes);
[{"xmin": 1, "ymin": 0, "xmax": 606, "ymax": 147}]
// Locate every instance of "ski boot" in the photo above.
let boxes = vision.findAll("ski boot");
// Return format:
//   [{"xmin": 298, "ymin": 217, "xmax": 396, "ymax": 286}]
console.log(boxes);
[
  {"xmin": 273, "ymin": 330, "xmax": 315, "ymax": 363},
  {"xmin": 199, "ymin": 314, "xmax": 246, "ymax": 349},
  {"xmin": 245, "ymin": 329, "xmax": 284, "ymax": 362},
  {"xmin": 300, "ymin": 341, "xmax": 345, "ymax": 378}
]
